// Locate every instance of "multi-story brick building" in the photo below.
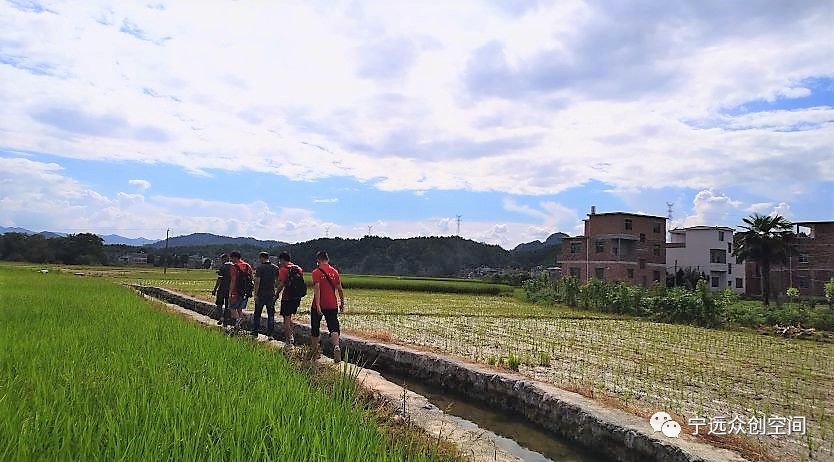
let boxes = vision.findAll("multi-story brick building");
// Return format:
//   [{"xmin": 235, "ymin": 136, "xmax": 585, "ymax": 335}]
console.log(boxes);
[
  {"xmin": 746, "ymin": 220, "xmax": 834, "ymax": 299},
  {"xmin": 557, "ymin": 208, "xmax": 667, "ymax": 288},
  {"xmin": 667, "ymin": 226, "xmax": 745, "ymax": 293}
]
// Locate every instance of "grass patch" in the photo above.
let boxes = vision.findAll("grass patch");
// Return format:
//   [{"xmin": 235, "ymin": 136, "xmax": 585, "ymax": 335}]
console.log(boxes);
[
  {"xmin": 0, "ymin": 267, "xmax": 456, "ymax": 461},
  {"xmin": 50, "ymin": 265, "xmax": 514, "ymax": 295}
]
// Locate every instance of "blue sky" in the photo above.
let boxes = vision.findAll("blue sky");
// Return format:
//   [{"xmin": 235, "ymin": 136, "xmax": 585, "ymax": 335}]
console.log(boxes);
[{"xmin": 1, "ymin": 1, "xmax": 832, "ymax": 248}]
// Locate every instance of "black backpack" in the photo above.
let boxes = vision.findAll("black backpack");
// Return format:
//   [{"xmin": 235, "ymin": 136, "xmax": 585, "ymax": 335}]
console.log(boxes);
[
  {"xmin": 235, "ymin": 262, "xmax": 254, "ymax": 298},
  {"xmin": 285, "ymin": 266, "xmax": 307, "ymax": 300}
]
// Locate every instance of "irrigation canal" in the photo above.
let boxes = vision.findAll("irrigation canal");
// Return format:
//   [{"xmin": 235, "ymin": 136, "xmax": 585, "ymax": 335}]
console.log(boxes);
[
  {"xmin": 133, "ymin": 285, "xmax": 748, "ymax": 462},
  {"xmin": 381, "ymin": 372, "xmax": 607, "ymax": 462}
]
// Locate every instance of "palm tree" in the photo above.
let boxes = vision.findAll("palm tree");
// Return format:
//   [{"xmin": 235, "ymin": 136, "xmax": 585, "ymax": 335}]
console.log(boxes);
[{"xmin": 734, "ymin": 214, "xmax": 795, "ymax": 306}]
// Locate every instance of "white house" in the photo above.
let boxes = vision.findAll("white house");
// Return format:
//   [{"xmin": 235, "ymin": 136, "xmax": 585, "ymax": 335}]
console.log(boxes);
[
  {"xmin": 118, "ymin": 252, "xmax": 148, "ymax": 265},
  {"xmin": 666, "ymin": 226, "xmax": 745, "ymax": 293}
]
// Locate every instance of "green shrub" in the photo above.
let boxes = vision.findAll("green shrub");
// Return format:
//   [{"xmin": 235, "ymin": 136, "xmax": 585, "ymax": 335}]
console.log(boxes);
[{"xmin": 506, "ymin": 353, "xmax": 521, "ymax": 371}]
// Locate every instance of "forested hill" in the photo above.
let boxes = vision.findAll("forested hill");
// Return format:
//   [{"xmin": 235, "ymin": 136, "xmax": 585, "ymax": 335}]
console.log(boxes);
[
  {"xmin": 2, "ymin": 230, "xmax": 563, "ymax": 276},
  {"xmin": 280, "ymin": 236, "xmax": 509, "ymax": 276},
  {"xmin": 113, "ymin": 235, "xmax": 562, "ymax": 276}
]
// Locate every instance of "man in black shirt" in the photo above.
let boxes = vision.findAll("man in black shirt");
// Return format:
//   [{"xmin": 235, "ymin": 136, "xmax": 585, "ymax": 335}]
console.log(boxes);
[
  {"xmin": 252, "ymin": 251, "xmax": 279, "ymax": 337},
  {"xmin": 211, "ymin": 253, "xmax": 233, "ymax": 326}
]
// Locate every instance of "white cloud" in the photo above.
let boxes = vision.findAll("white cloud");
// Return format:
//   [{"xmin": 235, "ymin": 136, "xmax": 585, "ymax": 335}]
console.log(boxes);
[
  {"xmin": 503, "ymin": 198, "xmax": 547, "ymax": 220},
  {"xmin": 0, "ymin": 1, "xmax": 831, "ymax": 198},
  {"xmin": 747, "ymin": 202, "xmax": 774, "ymax": 213},
  {"xmin": 675, "ymin": 189, "xmax": 742, "ymax": 228},
  {"xmin": 0, "ymin": 156, "xmax": 573, "ymax": 248},
  {"xmin": 128, "ymin": 179, "xmax": 151, "ymax": 191},
  {"xmin": 769, "ymin": 202, "xmax": 793, "ymax": 220},
  {"xmin": 313, "ymin": 198, "xmax": 339, "ymax": 204},
  {"xmin": 777, "ymin": 87, "xmax": 812, "ymax": 99}
]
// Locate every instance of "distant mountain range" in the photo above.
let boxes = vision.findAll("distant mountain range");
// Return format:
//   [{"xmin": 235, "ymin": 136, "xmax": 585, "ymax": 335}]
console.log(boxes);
[
  {"xmin": 0, "ymin": 228, "xmax": 289, "ymax": 248},
  {"xmin": 147, "ymin": 232, "xmax": 288, "ymax": 249},
  {"xmin": 512, "ymin": 232, "xmax": 568, "ymax": 253},
  {"xmin": 1, "ymin": 227, "xmax": 565, "ymax": 270},
  {"xmin": 3, "ymin": 227, "xmax": 567, "ymax": 274},
  {"xmin": 101, "ymin": 235, "xmax": 158, "ymax": 246},
  {"xmin": 0, "ymin": 227, "xmax": 156, "ymax": 246}
]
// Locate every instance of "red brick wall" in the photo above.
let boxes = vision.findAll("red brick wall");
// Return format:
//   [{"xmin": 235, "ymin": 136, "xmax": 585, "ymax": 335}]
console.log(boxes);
[
  {"xmin": 558, "ymin": 214, "xmax": 667, "ymax": 288},
  {"xmin": 745, "ymin": 223, "xmax": 834, "ymax": 299}
]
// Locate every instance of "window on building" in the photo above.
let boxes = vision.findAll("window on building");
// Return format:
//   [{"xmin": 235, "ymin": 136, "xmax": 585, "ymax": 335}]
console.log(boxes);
[
  {"xmin": 627, "ymin": 268, "xmax": 634, "ymax": 279},
  {"xmin": 710, "ymin": 249, "xmax": 727, "ymax": 264},
  {"xmin": 653, "ymin": 244, "xmax": 661, "ymax": 256},
  {"xmin": 711, "ymin": 276, "xmax": 720, "ymax": 288},
  {"xmin": 736, "ymin": 278, "xmax": 743, "ymax": 289},
  {"xmin": 798, "ymin": 253, "xmax": 809, "ymax": 264},
  {"xmin": 595, "ymin": 240, "xmax": 605, "ymax": 253},
  {"xmin": 799, "ymin": 277, "xmax": 810, "ymax": 289},
  {"xmin": 639, "ymin": 259, "xmax": 646, "ymax": 269},
  {"xmin": 728, "ymin": 280, "xmax": 732, "ymax": 287},
  {"xmin": 570, "ymin": 242, "xmax": 581, "ymax": 254},
  {"xmin": 639, "ymin": 233, "xmax": 646, "ymax": 243},
  {"xmin": 569, "ymin": 267, "xmax": 581, "ymax": 278},
  {"xmin": 652, "ymin": 222, "xmax": 661, "ymax": 233},
  {"xmin": 612, "ymin": 244, "xmax": 619, "ymax": 256},
  {"xmin": 718, "ymin": 231, "xmax": 725, "ymax": 241},
  {"xmin": 652, "ymin": 270, "xmax": 660, "ymax": 282},
  {"xmin": 624, "ymin": 218, "xmax": 633, "ymax": 230},
  {"xmin": 595, "ymin": 267, "xmax": 605, "ymax": 279},
  {"xmin": 728, "ymin": 263, "xmax": 732, "ymax": 275},
  {"xmin": 727, "ymin": 242, "xmax": 732, "ymax": 253}
]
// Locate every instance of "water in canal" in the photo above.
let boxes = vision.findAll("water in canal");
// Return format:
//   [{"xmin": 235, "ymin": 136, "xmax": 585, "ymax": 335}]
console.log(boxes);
[{"xmin": 383, "ymin": 373, "xmax": 610, "ymax": 462}]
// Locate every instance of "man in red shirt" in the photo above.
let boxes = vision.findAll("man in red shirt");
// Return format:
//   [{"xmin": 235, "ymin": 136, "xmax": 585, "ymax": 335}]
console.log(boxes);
[
  {"xmin": 310, "ymin": 250, "xmax": 345, "ymax": 362},
  {"xmin": 275, "ymin": 251, "xmax": 304, "ymax": 346},
  {"xmin": 228, "ymin": 250, "xmax": 254, "ymax": 332}
]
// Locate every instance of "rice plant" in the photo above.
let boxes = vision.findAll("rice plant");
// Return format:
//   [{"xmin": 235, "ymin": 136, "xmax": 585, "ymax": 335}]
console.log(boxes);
[{"xmin": 0, "ymin": 267, "xmax": 454, "ymax": 461}]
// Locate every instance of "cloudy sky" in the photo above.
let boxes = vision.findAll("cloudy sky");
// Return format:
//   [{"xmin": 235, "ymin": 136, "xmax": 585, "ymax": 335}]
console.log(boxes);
[{"xmin": 1, "ymin": 0, "xmax": 832, "ymax": 248}]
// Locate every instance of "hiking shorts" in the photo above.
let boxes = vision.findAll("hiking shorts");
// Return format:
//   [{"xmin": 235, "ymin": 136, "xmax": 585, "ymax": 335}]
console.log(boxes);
[
  {"xmin": 311, "ymin": 308, "xmax": 339, "ymax": 337},
  {"xmin": 280, "ymin": 298, "xmax": 301, "ymax": 316},
  {"xmin": 229, "ymin": 297, "xmax": 248, "ymax": 311}
]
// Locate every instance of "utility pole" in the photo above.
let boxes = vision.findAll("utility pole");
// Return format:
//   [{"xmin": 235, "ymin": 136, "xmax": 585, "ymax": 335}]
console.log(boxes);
[
  {"xmin": 325, "ymin": 226, "xmax": 330, "ymax": 238},
  {"xmin": 163, "ymin": 228, "xmax": 170, "ymax": 274},
  {"xmin": 367, "ymin": 225, "xmax": 373, "ymax": 236},
  {"xmin": 666, "ymin": 202, "xmax": 674, "ymax": 221},
  {"xmin": 456, "ymin": 215, "xmax": 462, "ymax": 236}
]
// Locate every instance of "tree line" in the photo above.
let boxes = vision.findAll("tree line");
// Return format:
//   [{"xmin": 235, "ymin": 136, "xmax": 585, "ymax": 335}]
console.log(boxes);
[
  {"xmin": 0, "ymin": 233, "xmax": 107, "ymax": 265},
  {"xmin": 0, "ymin": 232, "xmax": 560, "ymax": 276}
]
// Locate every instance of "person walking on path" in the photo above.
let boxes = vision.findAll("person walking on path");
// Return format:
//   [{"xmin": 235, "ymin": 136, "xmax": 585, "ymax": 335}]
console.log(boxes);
[
  {"xmin": 310, "ymin": 251, "xmax": 345, "ymax": 362},
  {"xmin": 251, "ymin": 252, "xmax": 279, "ymax": 337},
  {"xmin": 228, "ymin": 250, "xmax": 254, "ymax": 333},
  {"xmin": 275, "ymin": 251, "xmax": 305, "ymax": 346},
  {"xmin": 211, "ymin": 253, "xmax": 233, "ymax": 326}
]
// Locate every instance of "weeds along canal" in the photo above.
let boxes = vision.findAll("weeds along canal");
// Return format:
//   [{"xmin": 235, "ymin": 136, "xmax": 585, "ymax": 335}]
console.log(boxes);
[{"xmin": 380, "ymin": 372, "xmax": 609, "ymax": 462}]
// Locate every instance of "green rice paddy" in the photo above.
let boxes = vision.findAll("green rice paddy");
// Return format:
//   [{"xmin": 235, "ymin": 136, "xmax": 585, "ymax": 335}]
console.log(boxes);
[{"xmin": 0, "ymin": 267, "xmax": 453, "ymax": 461}]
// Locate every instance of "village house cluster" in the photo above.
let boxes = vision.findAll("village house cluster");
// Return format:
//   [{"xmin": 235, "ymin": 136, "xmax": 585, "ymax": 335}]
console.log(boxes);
[{"xmin": 556, "ymin": 207, "xmax": 834, "ymax": 299}]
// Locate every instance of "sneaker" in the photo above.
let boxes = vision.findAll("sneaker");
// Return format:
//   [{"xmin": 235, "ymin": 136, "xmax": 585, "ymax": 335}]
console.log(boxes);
[{"xmin": 333, "ymin": 346, "xmax": 341, "ymax": 364}]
